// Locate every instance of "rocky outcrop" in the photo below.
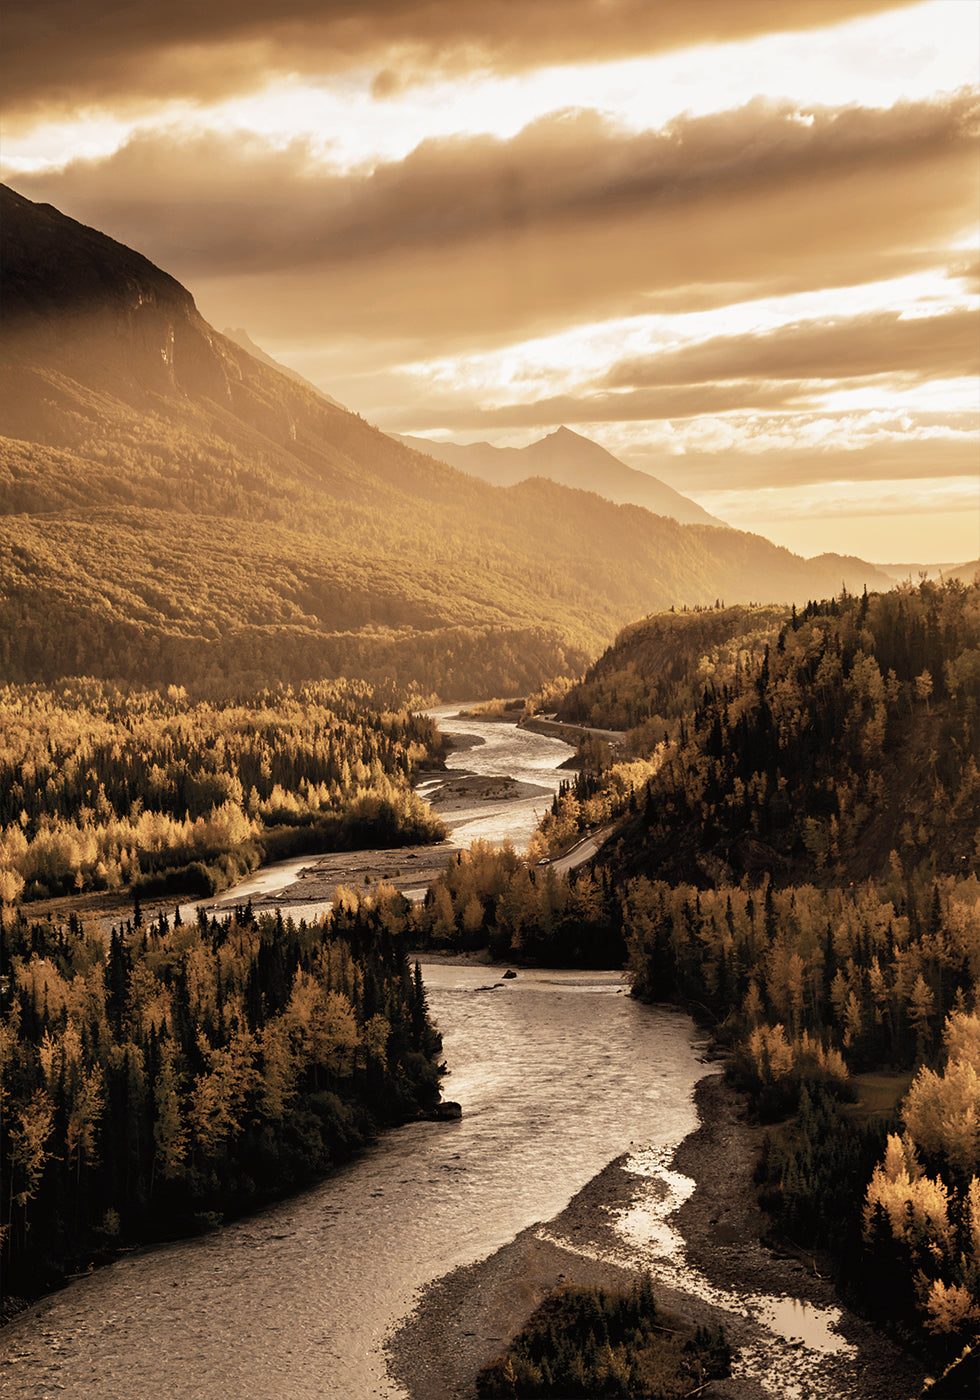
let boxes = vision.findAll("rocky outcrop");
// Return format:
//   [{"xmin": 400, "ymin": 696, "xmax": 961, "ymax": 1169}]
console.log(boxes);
[{"xmin": 419, "ymin": 1101, "xmax": 463, "ymax": 1121}]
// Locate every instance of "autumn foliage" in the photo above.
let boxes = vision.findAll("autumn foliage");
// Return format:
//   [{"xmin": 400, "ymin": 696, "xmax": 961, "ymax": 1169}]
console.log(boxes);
[
  {"xmin": 0, "ymin": 889, "xmax": 442, "ymax": 1305},
  {"xmin": 0, "ymin": 677, "xmax": 445, "ymax": 905}
]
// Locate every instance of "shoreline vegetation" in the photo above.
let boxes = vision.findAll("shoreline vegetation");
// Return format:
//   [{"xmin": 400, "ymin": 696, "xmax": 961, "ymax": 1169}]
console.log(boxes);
[
  {"xmin": 387, "ymin": 1072, "xmax": 924, "ymax": 1400},
  {"xmin": 0, "ymin": 892, "xmax": 448, "ymax": 1317},
  {"xmin": 0, "ymin": 678, "xmax": 449, "ymax": 912}
]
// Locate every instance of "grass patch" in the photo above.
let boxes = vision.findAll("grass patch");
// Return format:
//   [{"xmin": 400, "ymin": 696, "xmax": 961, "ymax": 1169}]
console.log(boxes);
[{"xmin": 845, "ymin": 1072, "xmax": 913, "ymax": 1124}]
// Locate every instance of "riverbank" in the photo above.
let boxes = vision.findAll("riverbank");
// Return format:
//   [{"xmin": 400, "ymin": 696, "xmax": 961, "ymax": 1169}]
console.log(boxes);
[
  {"xmin": 12, "ymin": 712, "xmax": 569, "ymax": 929},
  {"xmin": 386, "ymin": 1074, "xmax": 924, "ymax": 1400}
]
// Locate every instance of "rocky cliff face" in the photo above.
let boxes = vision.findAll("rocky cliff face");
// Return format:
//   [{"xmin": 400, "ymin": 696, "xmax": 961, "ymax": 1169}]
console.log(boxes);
[{"xmin": 2, "ymin": 183, "xmax": 241, "ymax": 408}]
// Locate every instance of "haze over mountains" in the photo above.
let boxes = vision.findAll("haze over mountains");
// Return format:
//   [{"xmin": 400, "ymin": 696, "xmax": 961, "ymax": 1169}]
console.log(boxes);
[
  {"xmin": 222, "ymin": 326, "xmax": 346, "ymax": 411},
  {"xmin": 1, "ymin": 184, "xmax": 896, "ymax": 696},
  {"xmin": 393, "ymin": 428, "xmax": 723, "ymax": 527}
]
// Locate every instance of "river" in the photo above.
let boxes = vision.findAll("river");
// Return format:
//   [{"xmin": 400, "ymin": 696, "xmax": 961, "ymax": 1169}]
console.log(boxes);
[
  {"xmin": 417, "ymin": 703, "xmax": 573, "ymax": 850},
  {"xmin": 0, "ymin": 969, "xmax": 710, "ymax": 1400},
  {"xmin": 182, "ymin": 703, "xmax": 574, "ymax": 925},
  {"xmin": 0, "ymin": 710, "xmax": 864, "ymax": 1399}
]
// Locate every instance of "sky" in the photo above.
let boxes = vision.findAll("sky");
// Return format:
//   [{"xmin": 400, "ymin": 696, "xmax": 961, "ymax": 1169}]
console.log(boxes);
[{"xmin": 2, "ymin": 0, "xmax": 978, "ymax": 563}]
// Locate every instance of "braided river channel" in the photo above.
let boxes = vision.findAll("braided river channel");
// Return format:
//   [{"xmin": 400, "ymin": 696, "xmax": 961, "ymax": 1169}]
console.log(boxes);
[{"xmin": 1, "ymin": 711, "xmax": 865, "ymax": 1399}]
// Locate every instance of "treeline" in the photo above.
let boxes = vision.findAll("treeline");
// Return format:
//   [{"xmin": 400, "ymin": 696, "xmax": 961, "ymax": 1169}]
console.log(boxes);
[
  {"xmin": 397, "ymin": 840, "xmax": 628, "ymax": 966},
  {"xmin": 386, "ymin": 846, "xmax": 977, "ymax": 1090},
  {"xmin": 0, "ymin": 678, "xmax": 446, "ymax": 905},
  {"xmin": 0, "ymin": 888, "xmax": 443, "ymax": 1305}
]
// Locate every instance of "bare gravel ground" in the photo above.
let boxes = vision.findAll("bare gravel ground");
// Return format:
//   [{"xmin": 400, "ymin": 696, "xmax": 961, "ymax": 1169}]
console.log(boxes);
[
  {"xmin": 210, "ymin": 770, "xmax": 554, "ymax": 914},
  {"xmin": 386, "ymin": 1075, "xmax": 925, "ymax": 1400}
]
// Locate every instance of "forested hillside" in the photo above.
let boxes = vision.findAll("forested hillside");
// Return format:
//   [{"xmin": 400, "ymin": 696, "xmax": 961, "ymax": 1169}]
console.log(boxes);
[
  {"xmin": 1, "ymin": 184, "xmax": 891, "ymax": 698},
  {"xmin": 602, "ymin": 580, "xmax": 980, "ymax": 888},
  {"xmin": 550, "ymin": 602, "xmax": 787, "ymax": 742},
  {"xmin": 383, "ymin": 580, "xmax": 979, "ymax": 1388},
  {"xmin": 531, "ymin": 582, "xmax": 980, "ymax": 888}
]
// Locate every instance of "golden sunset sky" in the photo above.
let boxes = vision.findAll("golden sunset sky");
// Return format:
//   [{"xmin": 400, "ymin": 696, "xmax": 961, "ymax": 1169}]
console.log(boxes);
[{"xmin": 3, "ymin": 0, "xmax": 978, "ymax": 562}]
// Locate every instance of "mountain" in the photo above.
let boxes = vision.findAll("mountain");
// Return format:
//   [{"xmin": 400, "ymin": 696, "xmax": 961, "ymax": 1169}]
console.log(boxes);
[
  {"xmin": 393, "ymin": 426, "xmax": 724, "ymax": 527},
  {"xmin": 874, "ymin": 560, "xmax": 980, "ymax": 584},
  {"xmin": 222, "ymin": 326, "xmax": 346, "ymax": 410},
  {"xmin": 0, "ymin": 184, "xmax": 893, "ymax": 697}
]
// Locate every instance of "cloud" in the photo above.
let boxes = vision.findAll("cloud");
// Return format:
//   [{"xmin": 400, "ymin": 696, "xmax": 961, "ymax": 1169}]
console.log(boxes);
[
  {"xmin": 2, "ymin": 1, "xmax": 918, "ymax": 121},
  {"xmin": 604, "ymin": 309, "xmax": 980, "ymax": 388},
  {"xmin": 11, "ymin": 92, "xmax": 978, "ymax": 361},
  {"xmin": 387, "ymin": 381, "xmax": 818, "ymax": 431},
  {"xmin": 631, "ymin": 429, "xmax": 980, "ymax": 493},
  {"xmin": 700, "ymin": 478, "xmax": 980, "ymax": 522}
]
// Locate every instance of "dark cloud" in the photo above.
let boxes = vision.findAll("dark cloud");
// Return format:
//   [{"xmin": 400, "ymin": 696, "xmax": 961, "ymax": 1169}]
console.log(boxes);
[
  {"xmin": 3, "ymin": 1, "xmax": 918, "ymax": 121},
  {"xmin": 12, "ymin": 92, "xmax": 978, "ymax": 359},
  {"xmin": 605, "ymin": 309, "xmax": 980, "ymax": 388}
]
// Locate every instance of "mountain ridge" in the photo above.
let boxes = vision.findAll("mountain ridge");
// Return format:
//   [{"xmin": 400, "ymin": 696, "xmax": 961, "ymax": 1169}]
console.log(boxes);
[
  {"xmin": 392, "ymin": 425, "xmax": 724, "ymax": 527},
  {"xmin": 222, "ymin": 326, "xmax": 347, "ymax": 411},
  {"xmin": 0, "ymin": 183, "xmax": 894, "ymax": 696}
]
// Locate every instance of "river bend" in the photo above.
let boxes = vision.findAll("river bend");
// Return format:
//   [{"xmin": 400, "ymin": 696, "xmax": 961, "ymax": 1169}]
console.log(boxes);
[
  {"xmin": 0, "ymin": 970, "xmax": 708, "ymax": 1400},
  {"xmin": 1, "ymin": 710, "xmax": 859, "ymax": 1399}
]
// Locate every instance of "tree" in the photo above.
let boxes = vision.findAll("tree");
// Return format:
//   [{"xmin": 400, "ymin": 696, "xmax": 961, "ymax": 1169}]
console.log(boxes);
[
  {"xmin": 152, "ymin": 1041, "xmax": 187, "ymax": 1185},
  {"xmin": 903, "ymin": 1014, "xmax": 980, "ymax": 1175},
  {"xmin": 7, "ymin": 1090, "xmax": 55, "ymax": 1247}
]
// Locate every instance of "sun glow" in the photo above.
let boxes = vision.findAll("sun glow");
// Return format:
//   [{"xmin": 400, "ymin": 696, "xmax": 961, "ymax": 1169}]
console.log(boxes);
[
  {"xmin": 3, "ymin": 0, "xmax": 976, "ymax": 563},
  {"xmin": 4, "ymin": 0, "xmax": 977, "ymax": 179}
]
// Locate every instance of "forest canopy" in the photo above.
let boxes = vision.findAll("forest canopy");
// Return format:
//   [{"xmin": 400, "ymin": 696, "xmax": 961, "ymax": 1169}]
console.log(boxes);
[{"xmin": 0, "ymin": 678, "xmax": 446, "ymax": 906}]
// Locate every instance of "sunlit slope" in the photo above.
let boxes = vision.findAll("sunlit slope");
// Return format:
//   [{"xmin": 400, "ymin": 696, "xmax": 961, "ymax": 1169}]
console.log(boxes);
[{"xmin": 1, "ymin": 184, "xmax": 891, "ymax": 694}]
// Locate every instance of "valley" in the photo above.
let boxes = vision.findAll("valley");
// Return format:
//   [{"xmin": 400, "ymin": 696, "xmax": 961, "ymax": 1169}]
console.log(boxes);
[
  {"xmin": 1, "ymin": 165, "xmax": 977, "ymax": 1400},
  {"xmin": 0, "ymin": 713, "xmax": 926, "ymax": 1400},
  {"xmin": 1, "ymin": 185, "xmax": 899, "ymax": 700}
]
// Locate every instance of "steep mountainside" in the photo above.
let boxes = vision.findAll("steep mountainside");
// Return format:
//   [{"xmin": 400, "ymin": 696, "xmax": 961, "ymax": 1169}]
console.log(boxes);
[
  {"xmin": 394, "ymin": 426, "xmax": 724, "ymax": 526},
  {"xmin": 1, "ymin": 184, "xmax": 892, "ymax": 695}
]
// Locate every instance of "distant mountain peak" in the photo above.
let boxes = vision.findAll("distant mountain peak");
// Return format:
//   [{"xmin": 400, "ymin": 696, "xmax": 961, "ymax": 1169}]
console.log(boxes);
[
  {"xmin": 393, "ymin": 426, "xmax": 726, "ymax": 528},
  {"xmin": 1, "ymin": 185, "xmax": 895, "ymax": 703}
]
